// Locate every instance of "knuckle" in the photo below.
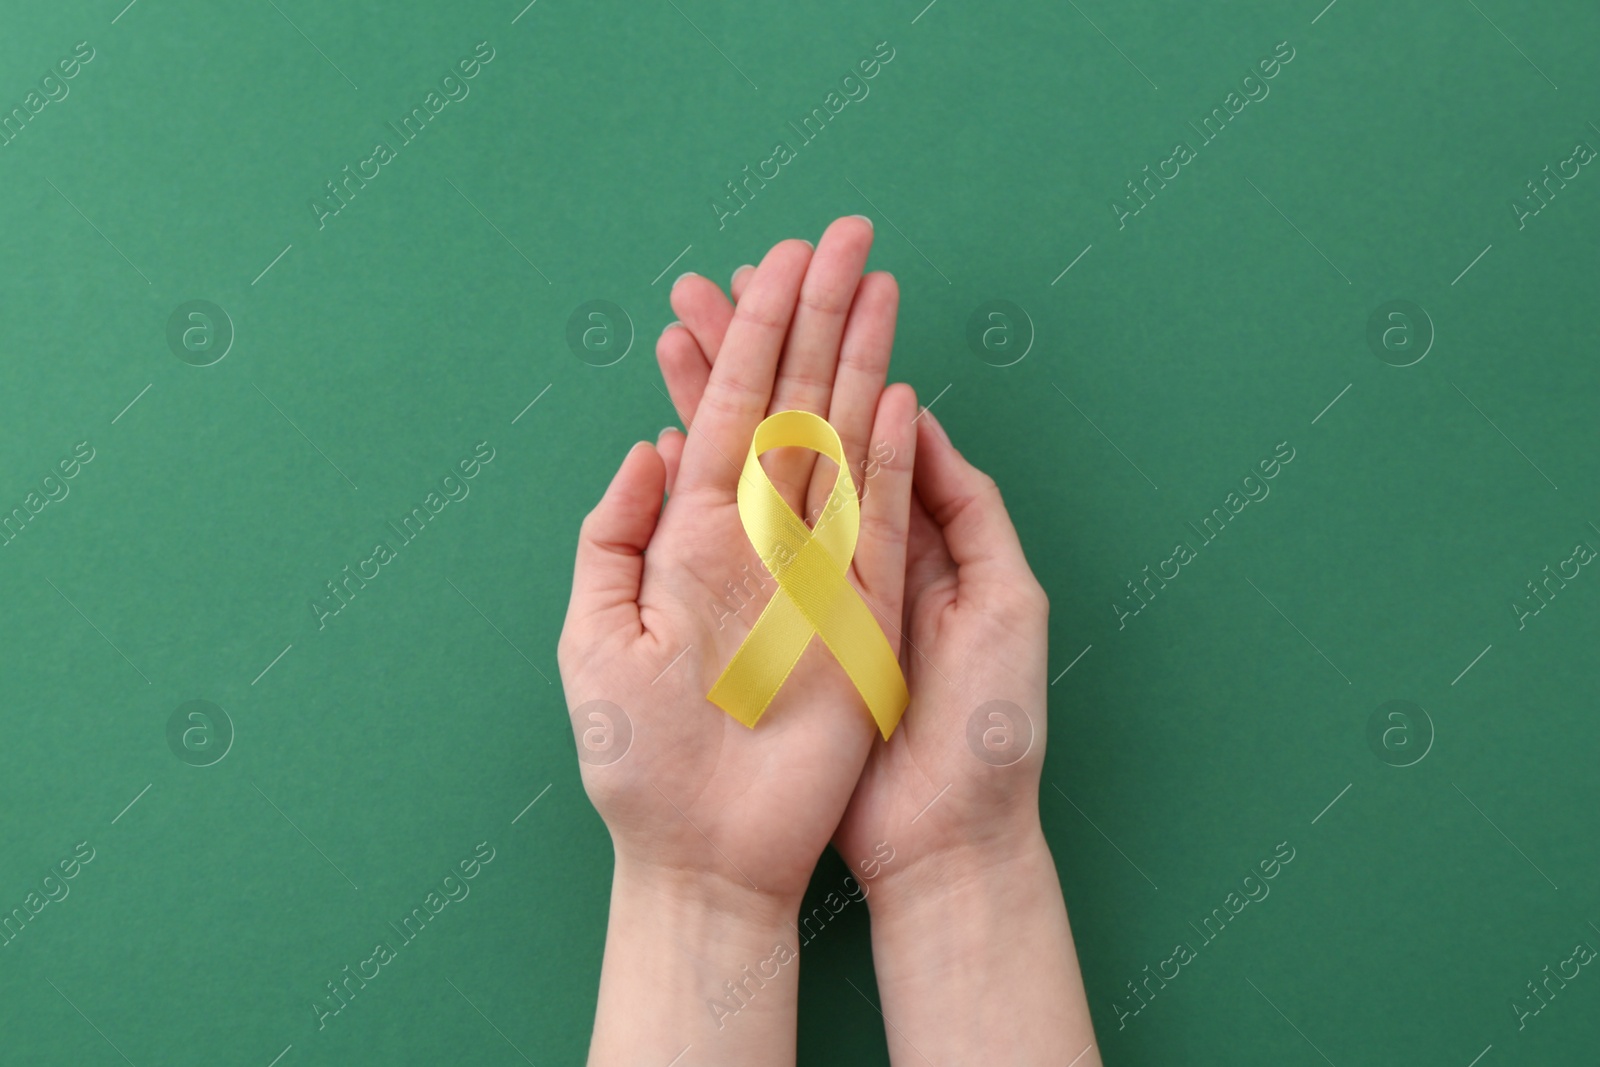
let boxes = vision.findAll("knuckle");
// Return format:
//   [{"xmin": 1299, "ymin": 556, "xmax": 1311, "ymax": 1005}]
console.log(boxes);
[
  {"xmin": 697, "ymin": 382, "xmax": 760, "ymax": 421},
  {"xmin": 772, "ymin": 366, "xmax": 834, "ymax": 408},
  {"xmin": 873, "ymin": 439, "xmax": 904, "ymax": 474},
  {"xmin": 798, "ymin": 281, "xmax": 853, "ymax": 319},
  {"xmin": 937, "ymin": 473, "xmax": 1001, "ymax": 527},
  {"xmin": 836, "ymin": 340, "xmax": 878, "ymax": 375},
  {"xmin": 731, "ymin": 300, "xmax": 789, "ymax": 334},
  {"xmin": 858, "ymin": 505, "xmax": 902, "ymax": 544}
]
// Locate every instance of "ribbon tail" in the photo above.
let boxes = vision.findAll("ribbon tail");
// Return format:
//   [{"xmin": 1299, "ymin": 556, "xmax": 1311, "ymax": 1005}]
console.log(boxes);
[
  {"xmin": 807, "ymin": 587, "xmax": 909, "ymax": 740},
  {"xmin": 769, "ymin": 530, "xmax": 910, "ymax": 739},
  {"xmin": 707, "ymin": 592, "xmax": 814, "ymax": 727}
]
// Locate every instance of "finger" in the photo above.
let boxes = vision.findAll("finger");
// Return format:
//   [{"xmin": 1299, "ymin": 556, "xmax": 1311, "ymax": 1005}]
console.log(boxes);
[
  {"xmin": 566, "ymin": 441, "xmax": 667, "ymax": 636},
  {"xmin": 658, "ymin": 428, "xmax": 686, "ymax": 495},
  {"xmin": 657, "ymin": 427, "xmax": 685, "ymax": 497},
  {"xmin": 656, "ymin": 322, "xmax": 709, "ymax": 430},
  {"xmin": 912, "ymin": 409, "xmax": 1031, "ymax": 579},
  {"xmin": 669, "ymin": 272, "xmax": 736, "ymax": 371},
  {"xmin": 811, "ymin": 270, "xmax": 897, "ymax": 523},
  {"xmin": 904, "ymin": 492, "xmax": 954, "ymax": 603},
  {"xmin": 675, "ymin": 238, "xmax": 814, "ymax": 497},
  {"xmin": 729, "ymin": 263, "xmax": 755, "ymax": 306},
  {"xmin": 765, "ymin": 218, "xmax": 874, "ymax": 512},
  {"xmin": 849, "ymin": 383, "xmax": 918, "ymax": 655},
  {"xmin": 674, "ymin": 266, "xmax": 753, "ymax": 380}
]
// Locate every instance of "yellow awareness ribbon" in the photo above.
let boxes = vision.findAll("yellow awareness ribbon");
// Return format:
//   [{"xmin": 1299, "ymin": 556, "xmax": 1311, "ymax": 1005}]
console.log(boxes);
[{"xmin": 708, "ymin": 410, "xmax": 908, "ymax": 739}]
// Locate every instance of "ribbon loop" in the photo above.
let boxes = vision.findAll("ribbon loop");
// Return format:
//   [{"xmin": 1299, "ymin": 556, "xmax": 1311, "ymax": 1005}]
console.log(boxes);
[{"xmin": 707, "ymin": 410, "xmax": 908, "ymax": 739}]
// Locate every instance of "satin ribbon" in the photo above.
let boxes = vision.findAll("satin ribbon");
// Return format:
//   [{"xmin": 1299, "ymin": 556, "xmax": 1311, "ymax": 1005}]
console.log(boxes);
[{"xmin": 707, "ymin": 410, "xmax": 908, "ymax": 739}]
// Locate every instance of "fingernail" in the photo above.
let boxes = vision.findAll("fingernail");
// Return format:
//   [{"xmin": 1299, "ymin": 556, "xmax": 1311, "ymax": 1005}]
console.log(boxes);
[
  {"xmin": 731, "ymin": 263, "xmax": 754, "ymax": 285},
  {"xmin": 658, "ymin": 426, "xmax": 679, "ymax": 442},
  {"xmin": 921, "ymin": 407, "xmax": 949, "ymax": 444},
  {"xmin": 798, "ymin": 239, "xmax": 814, "ymax": 250},
  {"xmin": 672, "ymin": 271, "xmax": 697, "ymax": 288},
  {"xmin": 660, "ymin": 320, "xmax": 682, "ymax": 338},
  {"xmin": 850, "ymin": 214, "xmax": 873, "ymax": 230}
]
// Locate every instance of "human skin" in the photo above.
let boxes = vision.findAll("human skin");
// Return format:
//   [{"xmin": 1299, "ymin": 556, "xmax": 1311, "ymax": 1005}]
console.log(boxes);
[
  {"xmin": 560, "ymin": 219, "xmax": 920, "ymax": 1066},
  {"xmin": 657, "ymin": 228, "xmax": 1103, "ymax": 1065}
]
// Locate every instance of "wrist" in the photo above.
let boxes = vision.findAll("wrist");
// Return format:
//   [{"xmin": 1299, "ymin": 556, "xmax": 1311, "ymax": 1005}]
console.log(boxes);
[
  {"xmin": 863, "ymin": 810, "xmax": 1049, "ymax": 919},
  {"xmin": 613, "ymin": 850, "xmax": 804, "ymax": 926},
  {"xmin": 589, "ymin": 853, "xmax": 805, "ymax": 1066},
  {"xmin": 865, "ymin": 831, "xmax": 1102, "ymax": 1066},
  {"xmin": 867, "ymin": 827, "xmax": 1060, "ymax": 960}
]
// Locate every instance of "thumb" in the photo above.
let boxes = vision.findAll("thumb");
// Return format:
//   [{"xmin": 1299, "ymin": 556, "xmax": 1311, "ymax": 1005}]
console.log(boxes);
[
  {"xmin": 912, "ymin": 410, "xmax": 1030, "ymax": 580},
  {"xmin": 567, "ymin": 441, "xmax": 666, "ymax": 635}
]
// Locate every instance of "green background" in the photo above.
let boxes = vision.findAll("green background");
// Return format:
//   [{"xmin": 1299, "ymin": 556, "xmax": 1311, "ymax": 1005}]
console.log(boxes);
[{"xmin": 2, "ymin": 0, "xmax": 1597, "ymax": 1063}]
